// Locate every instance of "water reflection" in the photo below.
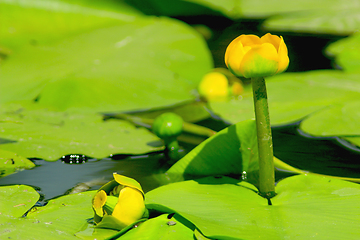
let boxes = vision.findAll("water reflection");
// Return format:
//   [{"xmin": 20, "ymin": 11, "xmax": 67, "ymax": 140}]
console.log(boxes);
[{"xmin": 0, "ymin": 154, "xmax": 166, "ymax": 200}]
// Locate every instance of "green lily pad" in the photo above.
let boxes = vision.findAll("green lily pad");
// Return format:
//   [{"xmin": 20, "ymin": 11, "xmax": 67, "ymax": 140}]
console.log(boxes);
[
  {"xmin": 0, "ymin": 102, "xmax": 163, "ymax": 161},
  {"xmin": 326, "ymin": 33, "xmax": 360, "ymax": 72},
  {"xmin": 209, "ymin": 70, "xmax": 360, "ymax": 126},
  {"xmin": 299, "ymin": 100, "xmax": 360, "ymax": 150},
  {"xmin": 0, "ymin": 185, "xmax": 95, "ymax": 240},
  {"xmin": 0, "ymin": 149, "xmax": 35, "ymax": 178},
  {"xmin": 0, "ymin": 1, "xmax": 212, "ymax": 113},
  {"xmin": 0, "ymin": 0, "xmax": 141, "ymax": 50},
  {"xmin": 115, "ymin": 214, "xmax": 195, "ymax": 240},
  {"xmin": 263, "ymin": 7, "xmax": 360, "ymax": 34},
  {"xmin": 165, "ymin": 119, "xmax": 260, "ymax": 186},
  {"xmin": 300, "ymin": 101, "xmax": 360, "ymax": 136},
  {"xmin": 146, "ymin": 174, "xmax": 360, "ymax": 239},
  {"xmin": 0, "ymin": 185, "xmax": 39, "ymax": 218},
  {"xmin": 156, "ymin": 0, "xmax": 360, "ymax": 34}
]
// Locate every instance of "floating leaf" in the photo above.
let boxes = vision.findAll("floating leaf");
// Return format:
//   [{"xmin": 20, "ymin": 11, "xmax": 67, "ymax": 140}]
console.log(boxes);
[
  {"xmin": 146, "ymin": 174, "xmax": 360, "ymax": 239},
  {"xmin": 263, "ymin": 7, "xmax": 360, "ymax": 34},
  {"xmin": 154, "ymin": 0, "xmax": 360, "ymax": 34},
  {"xmin": 326, "ymin": 33, "xmax": 360, "ymax": 72},
  {"xmin": 0, "ymin": 185, "xmax": 95, "ymax": 240},
  {"xmin": 0, "ymin": 185, "xmax": 39, "ymax": 218},
  {"xmin": 0, "ymin": 0, "xmax": 212, "ymax": 113},
  {"xmin": 116, "ymin": 214, "xmax": 195, "ymax": 240},
  {"xmin": 0, "ymin": 149, "xmax": 35, "ymax": 178},
  {"xmin": 0, "ymin": 102, "xmax": 163, "ymax": 160},
  {"xmin": 300, "ymin": 101, "xmax": 360, "ymax": 136},
  {"xmin": 0, "ymin": 0, "xmax": 141, "ymax": 50}
]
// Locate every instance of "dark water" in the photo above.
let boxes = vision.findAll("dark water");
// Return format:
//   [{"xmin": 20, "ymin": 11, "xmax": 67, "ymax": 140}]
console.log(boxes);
[{"xmin": 0, "ymin": 154, "xmax": 167, "ymax": 200}]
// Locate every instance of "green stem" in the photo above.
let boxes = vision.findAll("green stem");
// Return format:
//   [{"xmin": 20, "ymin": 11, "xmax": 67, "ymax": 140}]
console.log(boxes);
[
  {"xmin": 113, "ymin": 113, "xmax": 216, "ymax": 137},
  {"xmin": 165, "ymin": 139, "xmax": 181, "ymax": 162},
  {"xmin": 251, "ymin": 77, "xmax": 276, "ymax": 199}
]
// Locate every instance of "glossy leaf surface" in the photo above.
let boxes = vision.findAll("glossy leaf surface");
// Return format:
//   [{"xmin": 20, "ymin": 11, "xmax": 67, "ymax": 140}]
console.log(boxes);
[
  {"xmin": 146, "ymin": 174, "xmax": 360, "ymax": 239},
  {"xmin": 0, "ymin": 103, "xmax": 163, "ymax": 160},
  {"xmin": 0, "ymin": 185, "xmax": 95, "ymax": 240},
  {"xmin": 0, "ymin": 0, "xmax": 212, "ymax": 113}
]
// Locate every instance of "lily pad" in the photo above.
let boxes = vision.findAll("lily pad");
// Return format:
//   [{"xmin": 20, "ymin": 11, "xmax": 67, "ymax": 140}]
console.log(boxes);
[
  {"xmin": 0, "ymin": 185, "xmax": 95, "ymax": 240},
  {"xmin": 326, "ymin": 33, "xmax": 360, "ymax": 72},
  {"xmin": 0, "ymin": 149, "xmax": 35, "ymax": 178},
  {"xmin": 299, "ymin": 101, "xmax": 360, "ymax": 150},
  {"xmin": 146, "ymin": 174, "xmax": 360, "ymax": 239},
  {"xmin": 114, "ymin": 214, "xmax": 195, "ymax": 240},
  {"xmin": 0, "ymin": 0, "xmax": 141, "ymax": 50},
  {"xmin": 0, "ymin": 0, "xmax": 212, "ymax": 113},
  {"xmin": 0, "ymin": 102, "xmax": 163, "ymax": 161},
  {"xmin": 165, "ymin": 119, "xmax": 260, "ymax": 185},
  {"xmin": 157, "ymin": 0, "xmax": 360, "ymax": 34},
  {"xmin": 300, "ymin": 101, "xmax": 360, "ymax": 136},
  {"xmin": 0, "ymin": 185, "xmax": 39, "ymax": 218}
]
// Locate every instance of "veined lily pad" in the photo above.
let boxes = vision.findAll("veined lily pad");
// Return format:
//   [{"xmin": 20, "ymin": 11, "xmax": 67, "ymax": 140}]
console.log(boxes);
[
  {"xmin": 0, "ymin": 102, "xmax": 163, "ymax": 161},
  {"xmin": 0, "ymin": 185, "xmax": 39, "ymax": 218},
  {"xmin": 0, "ymin": 0, "xmax": 212, "ymax": 113},
  {"xmin": 0, "ymin": 185, "xmax": 95, "ymax": 240},
  {"xmin": 146, "ymin": 174, "xmax": 360, "ymax": 239}
]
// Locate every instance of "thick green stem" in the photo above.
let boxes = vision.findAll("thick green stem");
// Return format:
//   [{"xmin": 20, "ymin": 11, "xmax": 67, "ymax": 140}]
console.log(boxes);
[{"xmin": 251, "ymin": 77, "xmax": 276, "ymax": 199}]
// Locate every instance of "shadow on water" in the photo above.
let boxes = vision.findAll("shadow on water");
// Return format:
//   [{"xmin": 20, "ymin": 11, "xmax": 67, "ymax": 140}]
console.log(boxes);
[
  {"xmin": 272, "ymin": 123, "xmax": 360, "ymax": 178},
  {"xmin": 0, "ymin": 153, "xmax": 167, "ymax": 200}
]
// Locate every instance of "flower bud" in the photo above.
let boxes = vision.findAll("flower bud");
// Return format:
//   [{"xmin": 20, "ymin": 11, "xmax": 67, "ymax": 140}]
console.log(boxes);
[
  {"xmin": 225, "ymin": 33, "xmax": 289, "ymax": 78},
  {"xmin": 198, "ymin": 69, "xmax": 244, "ymax": 101},
  {"xmin": 152, "ymin": 112, "xmax": 183, "ymax": 141}
]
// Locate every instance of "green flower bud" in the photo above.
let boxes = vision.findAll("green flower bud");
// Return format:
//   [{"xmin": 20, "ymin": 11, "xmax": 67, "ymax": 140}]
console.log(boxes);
[{"xmin": 152, "ymin": 112, "xmax": 183, "ymax": 141}]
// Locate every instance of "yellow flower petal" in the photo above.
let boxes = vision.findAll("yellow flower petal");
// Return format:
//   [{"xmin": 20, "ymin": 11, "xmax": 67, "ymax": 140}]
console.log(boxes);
[
  {"xmin": 260, "ymin": 33, "xmax": 281, "ymax": 51},
  {"xmin": 113, "ymin": 173, "xmax": 144, "ymax": 196},
  {"xmin": 224, "ymin": 33, "xmax": 289, "ymax": 78},
  {"xmin": 237, "ymin": 34, "xmax": 262, "ymax": 47},
  {"xmin": 198, "ymin": 72, "xmax": 229, "ymax": 100},
  {"xmin": 276, "ymin": 36, "xmax": 289, "ymax": 73},
  {"xmin": 92, "ymin": 190, "xmax": 107, "ymax": 217},
  {"xmin": 239, "ymin": 43, "xmax": 279, "ymax": 78},
  {"xmin": 111, "ymin": 187, "xmax": 145, "ymax": 228}
]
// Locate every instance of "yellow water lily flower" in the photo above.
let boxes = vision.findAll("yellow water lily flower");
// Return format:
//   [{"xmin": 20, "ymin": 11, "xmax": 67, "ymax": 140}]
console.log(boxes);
[
  {"xmin": 225, "ymin": 33, "xmax": 289, "ymax": 78},
  {"xmin": 198, "ymin": 70, "xmax": 243, "ymax": 101},
  {"xmin": 111, "ymin": 186, "xmax": 145, "ymax": 228},
  {"xmin": 198, "ymin": 72, "xmax": 229, "ymax": 100},
  {"xmin": 92, "ymin": 173, "xmax": 146, "ymax": 230}
]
